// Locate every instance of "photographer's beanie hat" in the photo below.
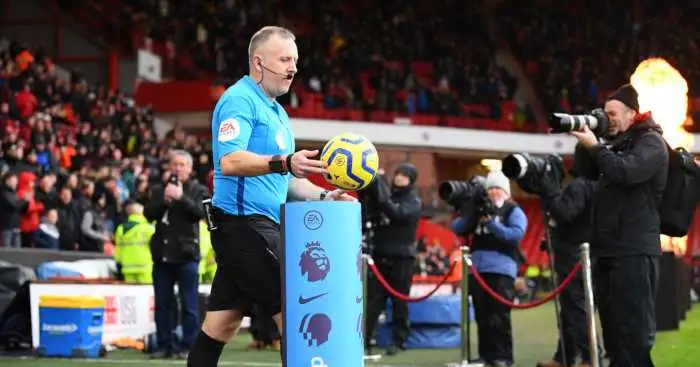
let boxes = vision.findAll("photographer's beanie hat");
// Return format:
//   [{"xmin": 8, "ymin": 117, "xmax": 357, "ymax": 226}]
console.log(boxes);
[
  {"xmin": 395, "ymin": 163, "xmax": 418, "ymax": 184},
  {"xmin": 486, "ymin": 170, "xmax": 511, "ymax": 197},
  {"xmin": 607, "ymin": 84, "xmax": 639, "ymax": 112}
]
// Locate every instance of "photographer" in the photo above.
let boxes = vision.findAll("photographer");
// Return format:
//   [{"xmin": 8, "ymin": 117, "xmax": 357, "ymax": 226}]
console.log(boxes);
[
  {"xmin": 452, "ymin": 171, "xmax": 527, "ymax": 367},
  {"xmin": 569, "ymin": 84, "xmax": 667, "ymax": 367},
  {"xmin": 144, "ymin": 150, "xmax": 209, "ymax": 359},
  {"xmin": 364, "ymin": 163, "xmax": 422, "ymax": 356},
  {"xmin": 536, "ymin": 168, "xmax": 599, "ymax": 367}
]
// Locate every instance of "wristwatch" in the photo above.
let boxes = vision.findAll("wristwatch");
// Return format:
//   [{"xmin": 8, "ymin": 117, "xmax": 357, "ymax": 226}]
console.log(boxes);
[
  {"xmin": 269, "ymin": 155, "xmax": 289, "ymax": 175},
  {"xmin": 319, "ymin": 190, "xmax": 330, "ymax": 201}
]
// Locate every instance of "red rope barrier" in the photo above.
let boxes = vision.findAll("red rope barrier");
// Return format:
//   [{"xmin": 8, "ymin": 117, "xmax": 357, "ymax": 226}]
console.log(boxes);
[
  {"xmin": 469, "ymin": 262, "xmax": 582, "ymax": 309},
  {"xmin": 367, "ymin": 257, "xmax": 457, "ymax": 302}
]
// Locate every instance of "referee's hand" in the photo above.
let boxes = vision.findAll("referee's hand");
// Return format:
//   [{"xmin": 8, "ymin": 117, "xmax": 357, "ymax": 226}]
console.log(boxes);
[{"xmin": 290, "ymin": 150, "xmax": 327, "ymax": 177}]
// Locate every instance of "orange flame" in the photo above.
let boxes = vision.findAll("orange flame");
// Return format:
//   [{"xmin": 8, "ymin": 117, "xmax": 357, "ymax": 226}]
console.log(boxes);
[{"xmin": 630, "ymin": 57, "xmax": 693, "ymax": 256}]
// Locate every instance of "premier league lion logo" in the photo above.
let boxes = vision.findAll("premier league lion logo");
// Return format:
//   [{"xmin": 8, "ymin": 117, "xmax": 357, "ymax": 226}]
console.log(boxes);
[{"xmin": 299, "ymin": 242, "xmax": 331, "ymax": 282}]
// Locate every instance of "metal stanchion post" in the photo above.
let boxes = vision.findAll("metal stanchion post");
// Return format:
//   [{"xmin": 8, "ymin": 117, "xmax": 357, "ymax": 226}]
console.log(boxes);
[
  {"xmin": 580, "ymin": 243, "xmax": 600, "ymax": 367},
  {"xmin": 448, "ymin": 246, "xmax": 483, "ymax": 367}
]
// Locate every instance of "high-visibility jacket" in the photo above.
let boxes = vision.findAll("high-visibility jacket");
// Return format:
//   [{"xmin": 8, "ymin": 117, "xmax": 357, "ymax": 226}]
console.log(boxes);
[
  {"xmin": 525, "ymin": 265, "xmax": 541, "ymax": 278},
  {"xmin": 198, "ymin": 221, "xmax": 217, "ymax": 283},
  {"xmin": 114, "ymin": 214, "xmax": 155, "ymax": 277}
]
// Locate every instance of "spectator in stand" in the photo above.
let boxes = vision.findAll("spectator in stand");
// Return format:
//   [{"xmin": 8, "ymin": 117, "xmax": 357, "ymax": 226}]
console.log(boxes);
[
  {"xmin": 17, "ymin": 172, "xmax": 44, "ymax": 247},
  {"xmin": 35, "ymin": 173, "xmax": 58, "ymax": 209},
  {"xmin": 56, "ymin": 186, "xmax": 81, "ymax": 251},
  {"xmin": 424, "ymin": 243, "xmax": 451, "ymax": 276},
  {"xmin": 0, "ymin": 172, "xmax": 28, "ymax": 248},
  {"xmin": 80, "ymin": 193, "xmax": 111, "ymax": 252},
  {"xmin": 34, "ymin": 208, "xmax": 60, "ymax": 249}
]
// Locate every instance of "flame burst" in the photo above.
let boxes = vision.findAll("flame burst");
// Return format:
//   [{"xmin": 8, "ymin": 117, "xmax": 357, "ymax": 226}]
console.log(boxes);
[{"xmin": 630, "ymin": 57, "xmax": 693, "ymax": 256}]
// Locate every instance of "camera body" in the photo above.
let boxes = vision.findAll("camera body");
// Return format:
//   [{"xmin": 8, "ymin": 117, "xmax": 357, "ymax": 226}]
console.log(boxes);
[
  {"xmin": 502, "ymin": 153, "xmax": 566, "ymax": 195},
  {"xmin": 438, "ymin": 176, "xmax": 496, "ymax": 219},
  {"xmin": 548, "ymin": 108, "xmax": 610, "ymax": 138}
]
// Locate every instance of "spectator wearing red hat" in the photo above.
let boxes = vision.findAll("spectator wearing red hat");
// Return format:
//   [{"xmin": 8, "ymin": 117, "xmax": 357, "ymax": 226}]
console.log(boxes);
[{"xmin": 16, "ymin": 171, "xmax": 44, "ymax": 247}]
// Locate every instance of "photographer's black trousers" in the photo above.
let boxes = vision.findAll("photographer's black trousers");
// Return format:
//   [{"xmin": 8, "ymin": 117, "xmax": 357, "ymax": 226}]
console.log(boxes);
[
  {"xmin": 553, "ymin": 256, "xmax": 601, "ymax": 365},
  {"xmin": 365, "ymin": 257, "xmax": 414, "ymax": 349},
  {"xmin": 470, "ymin": 273, "xmax": 514, "ymax": 364},
  {"xmin": 594, "ymin": 255, "xmax": 659, "ymax": 367}
]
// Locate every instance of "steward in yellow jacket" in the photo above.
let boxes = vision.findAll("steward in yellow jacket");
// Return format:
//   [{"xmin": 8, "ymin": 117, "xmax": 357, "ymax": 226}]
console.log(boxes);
[
  {"xmin": 114, "ymin": 201, "xmax": 155, "ymax": 283},
  {"xmin": 198, "ymin": 220, "xmax": 217, "ymax": 283}
]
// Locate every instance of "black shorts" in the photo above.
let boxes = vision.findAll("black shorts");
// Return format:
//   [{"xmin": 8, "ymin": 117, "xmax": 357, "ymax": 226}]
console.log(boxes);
[{"xmin": 208, "ymin": 209, "xmax": 282, "ymax": 316}]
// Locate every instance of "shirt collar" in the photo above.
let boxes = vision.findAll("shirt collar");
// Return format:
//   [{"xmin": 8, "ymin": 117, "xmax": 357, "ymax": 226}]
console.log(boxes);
[{"xmin": 242, "ymin": 75, "xmax": 277, "ymax": 108}]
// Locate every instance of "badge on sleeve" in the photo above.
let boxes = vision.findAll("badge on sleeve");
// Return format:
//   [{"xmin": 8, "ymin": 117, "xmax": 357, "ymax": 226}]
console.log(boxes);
[
  {"xmin": 275, "ymin": 131, "xmax": 287, "ymax": 150},
  {"xmin": 218, "ymin": 119, "xmax": 240, "ymax": 142}
]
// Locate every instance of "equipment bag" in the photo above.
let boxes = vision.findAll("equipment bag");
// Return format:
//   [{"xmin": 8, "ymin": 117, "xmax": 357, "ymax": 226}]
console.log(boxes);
[
  {"xmin": 658, "ymin": 143, "xmax": 699, "ymax": 237},
  {"xmin": 635, "ymin": 130, "xmax": 700, "ymax": 237}
]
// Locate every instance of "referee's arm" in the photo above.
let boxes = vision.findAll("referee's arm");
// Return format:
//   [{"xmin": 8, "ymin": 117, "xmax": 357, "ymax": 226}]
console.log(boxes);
[
  {"xmin": 216, "ymin": 96, "xmax": 322, "ymax": 178},
  {"xmin": 215, "ymin": 95, "xmax": 344, "ymax": 202},
  {"xmin": 216, "ymin": 95, "xmax": 268, "ymax": 177}
]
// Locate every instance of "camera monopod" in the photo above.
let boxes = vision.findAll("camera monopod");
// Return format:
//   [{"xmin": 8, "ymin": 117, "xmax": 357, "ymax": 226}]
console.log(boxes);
[{"xmin": 543, "ymin": 212, "xmax": 568, "ymax": 366}]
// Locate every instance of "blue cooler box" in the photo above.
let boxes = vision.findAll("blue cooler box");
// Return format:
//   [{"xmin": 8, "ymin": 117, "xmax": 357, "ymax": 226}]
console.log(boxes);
[{"xmin": 37, "ymin": 296, "xmax": 105, "ymax": 358}]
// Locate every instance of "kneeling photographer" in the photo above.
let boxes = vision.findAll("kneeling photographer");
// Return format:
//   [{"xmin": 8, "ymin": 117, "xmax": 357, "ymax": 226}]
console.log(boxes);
[
  {"xmin": 503, "ymin": 151, "xmax": 599, "ymax": 367},
  {"xmin": 362, "ymin": 163, "xmax": 422, "ymax": 356},
  {"xmin": 447, "ymin": 171, "xmax": 527, "ymax": 367}
]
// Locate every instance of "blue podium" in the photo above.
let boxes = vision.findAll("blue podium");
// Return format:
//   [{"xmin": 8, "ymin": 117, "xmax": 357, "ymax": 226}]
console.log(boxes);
[{"xmin": 281, "ymin": 201, "xmax": 364, "ymax": 367}]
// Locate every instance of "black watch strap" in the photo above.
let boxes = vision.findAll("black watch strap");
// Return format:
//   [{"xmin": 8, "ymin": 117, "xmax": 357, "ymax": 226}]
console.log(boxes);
[
  {"xmin": 286, "ymin": 154, "xmax": 297, "ymax": 177},
  {"xmin": 269, "ymin": 155, "xmax": 288, "ymax": 175}
]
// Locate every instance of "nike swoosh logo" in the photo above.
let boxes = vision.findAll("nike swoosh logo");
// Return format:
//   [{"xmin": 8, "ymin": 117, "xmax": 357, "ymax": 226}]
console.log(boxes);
[{"xmin": 298, "ymin": 292, "xmax": 328, "ymax": 304}]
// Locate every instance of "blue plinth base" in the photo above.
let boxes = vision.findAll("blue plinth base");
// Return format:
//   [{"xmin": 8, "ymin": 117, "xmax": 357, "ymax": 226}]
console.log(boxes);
[{"xmin": 281, "ymin": 201, "xmax": 364, "ymax": 367}]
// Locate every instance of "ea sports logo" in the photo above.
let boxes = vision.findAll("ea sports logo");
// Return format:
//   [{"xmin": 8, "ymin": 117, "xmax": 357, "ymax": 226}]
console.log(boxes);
[
  {"xmin": 303, "ymin": 210, "xmax": 323, "ymax": 231},
  {"xmin": 299, "ymin": 241, "xmax": 331, "ymax": 282}
]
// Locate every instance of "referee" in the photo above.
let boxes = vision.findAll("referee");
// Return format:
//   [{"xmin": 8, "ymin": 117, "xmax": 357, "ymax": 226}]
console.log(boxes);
[{"xmin": 187, "ymin": 26, "xmax": 355, "ymax": 367}]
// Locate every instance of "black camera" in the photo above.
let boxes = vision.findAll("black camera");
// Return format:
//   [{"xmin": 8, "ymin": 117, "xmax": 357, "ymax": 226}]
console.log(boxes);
[
  {"xmin": 548, "ymin": 108, "xmax": 610, "ymax": 137},
  {"xmin": 438, "ymin": 176, "xmax": 495, "ymax": 217},
  {"xmin": 357, "ymin": 173, "xmax": 389, "ymax": 237},
  {"xmin": 502, "ymin": 153, "xmax": 565, "ymax": 195}
]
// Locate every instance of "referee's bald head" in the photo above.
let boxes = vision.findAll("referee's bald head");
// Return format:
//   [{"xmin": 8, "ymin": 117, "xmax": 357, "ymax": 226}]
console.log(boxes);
[{"xmin": 248, "ymin": 26, "xmax": 296, "ymax": 69}]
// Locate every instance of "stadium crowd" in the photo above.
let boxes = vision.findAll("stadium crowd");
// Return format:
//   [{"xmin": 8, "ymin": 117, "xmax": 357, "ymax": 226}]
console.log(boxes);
[
  {"xmin": 85, "ymin": 0, "xmax": 700, "ymax": 124},
  {"xmin": 497, "ymin": 0, "xmax": 700, "ymax": 115},
  {"xmin": 89, "ymin": 0, "xmax": 518, "ymax": 119},
  {"xmin": 0, "ymin": 39, "xmax": 213, "ymax": 251},
  {"xmin": 0, "ymin": 38, "xmax": 453, "ymax": 272}
]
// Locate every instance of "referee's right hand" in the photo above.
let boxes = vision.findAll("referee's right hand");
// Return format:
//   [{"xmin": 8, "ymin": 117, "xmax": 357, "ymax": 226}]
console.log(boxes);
[{"xmin": 289, "ymin": 150, "xmax": 327, "ymax": 177}]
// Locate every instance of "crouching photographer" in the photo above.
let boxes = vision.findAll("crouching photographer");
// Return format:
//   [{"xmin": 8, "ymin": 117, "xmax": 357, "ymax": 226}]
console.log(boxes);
[
  {"xmin": 446, "ymin": 171, "xmax": 527, "ymax": 367},
  {"xmin": 362, "ymin": 163, "xmax": 422, "ymax": 356},
  {"xmin": 503, "ymin": 151, "xmax": 600, "ymax": 367}
]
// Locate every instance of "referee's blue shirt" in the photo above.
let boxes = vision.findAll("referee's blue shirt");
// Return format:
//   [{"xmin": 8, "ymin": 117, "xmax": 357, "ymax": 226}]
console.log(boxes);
[{"xmin": 211, "ymin": 75, "xmax": 295, "ymax": 223}]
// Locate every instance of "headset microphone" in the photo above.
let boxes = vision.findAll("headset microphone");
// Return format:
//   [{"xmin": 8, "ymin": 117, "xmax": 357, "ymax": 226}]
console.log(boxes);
[{"xmin": 260, "ymin": 62, "xmax": 294, "ymax": 80}]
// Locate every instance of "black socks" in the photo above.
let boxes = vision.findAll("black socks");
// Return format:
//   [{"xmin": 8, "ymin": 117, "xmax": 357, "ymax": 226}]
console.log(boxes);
[{"xmin": 187, "ymin": 331, "xmax": 226, "ymax": 367}]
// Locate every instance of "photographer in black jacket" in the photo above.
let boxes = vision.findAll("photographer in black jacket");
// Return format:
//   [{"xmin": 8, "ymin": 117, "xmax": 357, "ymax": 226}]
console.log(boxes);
[
  {"xmin": 570, "ymin": 84, "xmax": 668, "ymax": 367},
  {"xmin": 145, "ymin": 150, "xmax": 209, "ymax": 359},
  {"xmin": 536, "ymin": 169, "xmax": 600, "ymax": 367},
  {"xmin": 364, "ymin": 163, "xmax": 422, "ymax": 356}
]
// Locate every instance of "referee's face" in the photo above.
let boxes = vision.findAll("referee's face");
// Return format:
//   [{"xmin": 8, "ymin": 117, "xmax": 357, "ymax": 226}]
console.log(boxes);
[{"xmin": 260, "ymin": 34, "xmax": 298, "ymax": 98}]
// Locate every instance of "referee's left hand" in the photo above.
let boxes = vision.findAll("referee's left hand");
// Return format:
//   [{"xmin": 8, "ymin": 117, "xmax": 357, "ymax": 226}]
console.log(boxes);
[{"xmin": 325, "ymin": 189, "xmax": 357, "ymax": 202}]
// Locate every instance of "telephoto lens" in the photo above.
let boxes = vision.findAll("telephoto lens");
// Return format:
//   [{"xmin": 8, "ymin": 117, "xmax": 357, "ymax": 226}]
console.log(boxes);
[{"xmin": 548, "ymin": 108, "xmax": 609, "ymax": 136}]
